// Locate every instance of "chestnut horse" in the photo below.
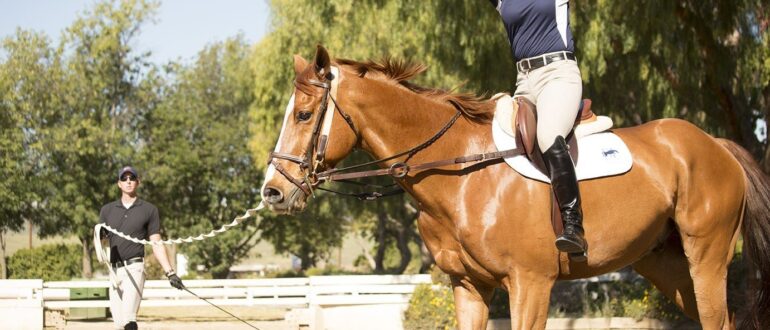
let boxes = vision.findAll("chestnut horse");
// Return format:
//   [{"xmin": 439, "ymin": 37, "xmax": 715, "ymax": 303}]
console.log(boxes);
[{"xmin": 261, "ymin": 45, "xmax": 770, "ymax": 330}]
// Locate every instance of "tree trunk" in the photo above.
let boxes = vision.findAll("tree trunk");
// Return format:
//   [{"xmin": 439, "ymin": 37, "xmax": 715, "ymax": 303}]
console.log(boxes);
[
  {"xmin": 0, "ymin": 231, "xmax": 7, "ymax": 279},
  {"xmin": 393, "ymin": 223, "xmax": 411, "ymax": 274},
  {"xmin": 416, "ymin": 236, "xmax": 434, "ymax": 273},
  {"xmin": 374, "ymin": 211, "xmax": 388, "ymax": 273},
  {"xmin": 300, "ymin": 254, "xmax": 314, "ymax": 271},
  {"xmin": 355, "ymin": 235, "xmax": 377, "ymax": 270},
  {"xmin": 299, "ymin": 245, "xmax": 316, "ymax": 272},
  {"xmin": 81, "ymin": 238, "xmax": 93, "ymax": 279}
]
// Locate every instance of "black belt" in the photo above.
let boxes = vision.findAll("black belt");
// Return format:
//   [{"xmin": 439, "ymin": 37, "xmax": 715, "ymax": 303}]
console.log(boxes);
[
  {"xmin": 516, "ymin": 51, "xmax": 576, "ymax": 73},
  {"xmin": 111, "ymin": 257, "xmax": 143, "ymax": 268}
]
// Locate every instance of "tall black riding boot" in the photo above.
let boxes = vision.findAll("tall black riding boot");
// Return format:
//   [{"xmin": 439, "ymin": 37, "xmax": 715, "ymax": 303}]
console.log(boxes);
[{"xmin": 543, "ymin": 136, "xmax": 587, "ymax": 257}]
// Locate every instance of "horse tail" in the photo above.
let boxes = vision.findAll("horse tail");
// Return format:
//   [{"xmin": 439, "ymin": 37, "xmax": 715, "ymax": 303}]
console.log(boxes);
[{"xmin": 717, "ymin": 138, "xmax": 770, "ymax": 329}]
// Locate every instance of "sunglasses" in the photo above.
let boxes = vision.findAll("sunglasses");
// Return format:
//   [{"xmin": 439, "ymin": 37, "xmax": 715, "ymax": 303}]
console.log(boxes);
[{"xmin": 120, "ymin": 176, "xmax": 137, "ymax": 182}]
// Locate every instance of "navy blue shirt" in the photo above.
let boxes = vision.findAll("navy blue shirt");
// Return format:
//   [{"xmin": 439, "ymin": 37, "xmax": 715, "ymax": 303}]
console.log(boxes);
[{"xmin": 490, "ymin": 0, "xmax": 574, "ymax": 61}]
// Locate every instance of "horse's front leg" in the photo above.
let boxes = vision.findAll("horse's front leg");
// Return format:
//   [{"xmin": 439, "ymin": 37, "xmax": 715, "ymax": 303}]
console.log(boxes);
[
  {"xmin": 451, "ymin": 275, "xmax": 494, "ymax": 330},
  {"xmin": 504, "ymin": 270, "xmax": 555, "ymax": 329}
]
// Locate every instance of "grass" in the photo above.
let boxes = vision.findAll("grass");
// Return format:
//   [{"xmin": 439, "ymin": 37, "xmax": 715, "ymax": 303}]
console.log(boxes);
[{"xmin": 3, "ymin": 222, "xmax": 78, "ymax": 256}]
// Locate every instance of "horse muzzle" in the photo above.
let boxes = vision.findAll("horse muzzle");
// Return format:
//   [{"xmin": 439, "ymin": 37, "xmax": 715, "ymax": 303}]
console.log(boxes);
[{"xmin": 261, "ymin": 185, "xmax": 308, "ymax": 214}]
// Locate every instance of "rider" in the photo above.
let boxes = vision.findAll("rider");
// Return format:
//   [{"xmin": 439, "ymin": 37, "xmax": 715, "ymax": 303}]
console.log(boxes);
[{"xmin": 487, "ymin": 0, "xmax": 587, "ymax": 258}]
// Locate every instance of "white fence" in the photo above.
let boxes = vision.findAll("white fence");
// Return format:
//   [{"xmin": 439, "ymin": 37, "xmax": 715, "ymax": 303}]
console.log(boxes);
[
  {"xmin": 0, "ymin": 275, "xmax": 432, "ymax": 330},
  {"xmin": 0, "ymin": 280, "xmax": 44, "ymax": 330},
  {"xmin": 0, "ymin": 273, "xmax": 632, "ymax": 330}
]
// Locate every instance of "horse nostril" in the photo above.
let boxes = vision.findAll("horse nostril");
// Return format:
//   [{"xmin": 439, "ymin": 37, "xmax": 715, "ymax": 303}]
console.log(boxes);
[{"xmin": 263, "ymin": 187, "xmax": 284, "ymax": 204}]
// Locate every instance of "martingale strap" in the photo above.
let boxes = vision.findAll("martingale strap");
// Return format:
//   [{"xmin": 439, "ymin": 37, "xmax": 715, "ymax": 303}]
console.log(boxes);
[{"xmin": 316, "ymin": 148, "xmax": 525, "ymax": 181}]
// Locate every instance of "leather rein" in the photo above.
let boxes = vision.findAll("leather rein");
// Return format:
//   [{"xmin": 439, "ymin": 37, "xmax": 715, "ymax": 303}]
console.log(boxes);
[{"xmin": 267, "ymin": 66, "xmax": 526, "ymax": 200}]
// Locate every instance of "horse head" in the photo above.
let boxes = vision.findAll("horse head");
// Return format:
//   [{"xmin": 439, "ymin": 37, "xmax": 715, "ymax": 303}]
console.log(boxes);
[{"xmin": 261, "ymin": 45, "xmax": 358, "ymax": 214}]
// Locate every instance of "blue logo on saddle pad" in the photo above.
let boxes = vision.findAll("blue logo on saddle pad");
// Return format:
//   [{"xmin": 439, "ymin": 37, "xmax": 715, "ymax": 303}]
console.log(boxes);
[{"xmin": 602, "ymin": 149, "xmax": 619, "ymax": 158}]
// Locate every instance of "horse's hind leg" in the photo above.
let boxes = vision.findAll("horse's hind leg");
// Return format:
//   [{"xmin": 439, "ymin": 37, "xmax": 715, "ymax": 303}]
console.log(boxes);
[
  {"xmin": 674, "ymin": 178, "xmax": 743, "ymax": 329},
  {"xmin": 451, "ymin": 276, "xmax": 494, "ymax": 330},
  {"xmin": 632, "ymin": 231, "xmax": 699, "ymax": 321},
  {"xmin": 677, "ymin": 227, "xmax": 740, "ymax": 330}
]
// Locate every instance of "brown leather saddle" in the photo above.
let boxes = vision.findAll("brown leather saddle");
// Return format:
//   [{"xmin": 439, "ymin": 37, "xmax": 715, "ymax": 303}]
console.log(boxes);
[{"xmin": 512, "ymin": 97, "xmax": 596, "ymax": 239}]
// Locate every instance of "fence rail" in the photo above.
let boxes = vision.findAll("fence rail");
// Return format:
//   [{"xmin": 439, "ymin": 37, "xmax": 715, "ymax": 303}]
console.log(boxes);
[
  {"xmin": 0, "ymin": 273, "xmax": 628, "ymax": 329},
  {"xmin": 2, "ymin": 274, "xmax": 433, "ymax": 310}
]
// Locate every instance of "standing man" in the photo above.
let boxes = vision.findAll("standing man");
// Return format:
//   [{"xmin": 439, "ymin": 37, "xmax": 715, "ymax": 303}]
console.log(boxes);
[{"xmin": 99, "ymin": 166, "xmax": 184, "ymax": 330}]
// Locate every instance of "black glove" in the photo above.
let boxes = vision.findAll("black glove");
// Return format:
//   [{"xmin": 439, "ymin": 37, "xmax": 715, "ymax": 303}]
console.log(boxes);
[{"xmin": 166, "ymin": 271, "xmax": 184, "ymax": 290}]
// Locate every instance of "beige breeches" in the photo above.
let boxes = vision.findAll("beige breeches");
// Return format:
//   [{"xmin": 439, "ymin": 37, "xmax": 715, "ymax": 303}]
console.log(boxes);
[
  {"xmin": 513, "ymin": 59, "xmax": 583, "ymax": 151},
  {"xmin": 109, "ymin": 261, "xmax": 145, "ymax": 329}
]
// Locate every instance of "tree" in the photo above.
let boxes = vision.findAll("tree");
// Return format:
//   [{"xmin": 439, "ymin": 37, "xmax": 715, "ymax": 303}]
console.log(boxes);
[
  {"xmin": 139, "ymin": 37, "xmax": 263, "ymax": 278},
  {"xmin": 30, "ymin": 0, "xmax": 161, "ymax": 278},
  {"xmin": 252, "ymin": 0, "xmax": 770, "ymax": 274},
  {"xmin": 251, "ymin": 0, "xmax": 514, "ymax": 274},
  {"xmin": 572, "ymin": 0, "xmax": 769, "ymax": 159},
  {"xmin": 0, "ymin": 29, "xmax": 55, "ymax": 278}
]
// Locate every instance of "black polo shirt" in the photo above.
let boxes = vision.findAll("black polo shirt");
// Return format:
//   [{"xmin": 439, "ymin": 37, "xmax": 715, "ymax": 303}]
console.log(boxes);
[{"xmin": 99, "ymin": 198, "xmax": 161, "ymax": 262}]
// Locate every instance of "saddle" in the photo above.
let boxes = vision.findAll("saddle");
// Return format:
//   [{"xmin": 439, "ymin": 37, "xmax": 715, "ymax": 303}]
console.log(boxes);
[
  {"xmin": 493, "ymin": 94, "xmax": 613, "ymax": 241},
  {"xmin": 493, "ymin": 95, "xmax": 613, "ymax": 173}
]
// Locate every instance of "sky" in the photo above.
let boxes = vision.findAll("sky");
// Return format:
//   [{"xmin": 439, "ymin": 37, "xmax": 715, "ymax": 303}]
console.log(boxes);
[{"xmin": 0, "ymin": 0, "xmax": 271, "ymax": 64}]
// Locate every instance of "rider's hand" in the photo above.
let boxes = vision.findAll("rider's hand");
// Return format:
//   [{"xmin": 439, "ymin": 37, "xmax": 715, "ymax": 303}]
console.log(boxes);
[{"xmin": 166, "ymin": 271, "xmax": 184, "ymax": 290}]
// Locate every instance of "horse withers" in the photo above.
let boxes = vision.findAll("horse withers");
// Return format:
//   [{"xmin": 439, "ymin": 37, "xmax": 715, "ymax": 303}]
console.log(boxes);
[{"xmin": 261, "ymin": 45, "xmax": 770, "ymax": 330}]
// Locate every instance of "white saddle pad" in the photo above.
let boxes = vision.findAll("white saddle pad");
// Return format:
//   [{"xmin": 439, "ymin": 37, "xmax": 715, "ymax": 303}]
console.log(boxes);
[{"xmin": 491, "ymin": 105, "xmax": 633, "ymax": 183}]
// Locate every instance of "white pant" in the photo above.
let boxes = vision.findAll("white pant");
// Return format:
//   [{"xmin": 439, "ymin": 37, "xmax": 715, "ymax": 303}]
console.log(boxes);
[
  {"xmin": 109, "ymin": 261, "xmax": 145, "ymax": 329},
  {"xmin": 513, "ymin": 59, "xmax": 583, "ymax": 151}
]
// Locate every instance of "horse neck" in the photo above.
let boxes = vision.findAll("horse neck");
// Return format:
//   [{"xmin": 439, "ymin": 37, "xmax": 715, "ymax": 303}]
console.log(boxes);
[{"xmin": 346, "ymin": 77, "xmax": 494, "ymax": 216}]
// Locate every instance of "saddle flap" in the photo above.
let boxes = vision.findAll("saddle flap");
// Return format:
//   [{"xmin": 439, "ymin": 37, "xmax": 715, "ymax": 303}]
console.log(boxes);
[{"xmin": 515, "ymin": 97, "xmax": 538, "ymax": 160}]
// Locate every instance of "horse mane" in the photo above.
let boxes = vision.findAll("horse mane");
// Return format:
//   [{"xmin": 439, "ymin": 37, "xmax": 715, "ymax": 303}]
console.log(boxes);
[{"xmin": 335, "ymin": 57, "xmax": 495, "ymax": 123}]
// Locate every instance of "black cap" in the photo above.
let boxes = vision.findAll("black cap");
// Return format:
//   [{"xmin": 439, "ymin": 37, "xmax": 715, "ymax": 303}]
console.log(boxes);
[{"xmin": 118, "ymin": 166, "xmax": 139, "ymax": 180}]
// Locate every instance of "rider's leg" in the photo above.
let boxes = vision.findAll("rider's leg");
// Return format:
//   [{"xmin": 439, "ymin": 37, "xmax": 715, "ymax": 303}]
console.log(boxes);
[
  {"xmin": 533, "ymin": 60, "xmax": 585, "ymax": 256},
  {"xmin": 543, "ymin": 136, "xmax": 587, "ymax": 255}
]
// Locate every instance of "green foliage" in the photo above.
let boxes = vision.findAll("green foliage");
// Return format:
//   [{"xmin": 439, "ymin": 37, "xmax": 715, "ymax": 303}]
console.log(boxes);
[
  {"xmin": 2, "ymin": 0, "xmax": 163, "ymax": 278},
  {"xmin": 403, "ymin": 284, "xmax": 456, "ymax": 330},
  {"xmin": 8, "ymin": 244, "xmax": 82, "ymax": 281},
  {"xmin": 258, "ymin": 203, "xmax": 346, "ymax": 271},
  {"xmin": 573, "ymin": 0, "xmax": 769, "ymax": 157},
  {"xmin": 403, "ymin": 265, "xmax": 455, "ymax": 329},
  {"xmin": 304, "ymin": 265, "xmax": 363, "ymax": 276},
  {"xmin": 1, "ymin": 0, "xmax": 766, "ymax": 292},
  {"xmin": 139, "ymin": 36, "xmax": 261, "ymax": 279},
  {"xmin": 0, "ymin": 28, "xmax": 58, "ymax": 277},
  {"xmin": 250, "ymin": 0, "xmax": 516, "ymax": 273}
]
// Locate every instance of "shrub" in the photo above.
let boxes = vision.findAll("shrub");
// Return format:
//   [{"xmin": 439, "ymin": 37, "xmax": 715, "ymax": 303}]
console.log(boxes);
[
  {"xmin": 305, "ymin": 265, "xmax": 363, "ymax": 276},
  {"xmin": 403, "ymin": 266, "xmax": 456, "ymax": 329},
  {"xmin": 403, "ymin": 283, "xmax": 456, "ymax": 330},
  {"xmin": 8, "ymin": 243, "xmax": 81, "ymax": 281}
]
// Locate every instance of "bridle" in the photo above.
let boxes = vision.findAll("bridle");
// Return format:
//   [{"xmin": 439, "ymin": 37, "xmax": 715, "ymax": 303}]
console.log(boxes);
[
  {"xmin": 267, "ymin": 65, "xmax": 526, "ymax": 200},
  {"xmin": 266, "ymin": 66, "xmax": 345, "ymax": 196}
]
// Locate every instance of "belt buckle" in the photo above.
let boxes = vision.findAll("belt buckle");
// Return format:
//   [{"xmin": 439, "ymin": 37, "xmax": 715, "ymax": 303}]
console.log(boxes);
[{"xmin": 518, "ymin": 59, "xmax": 531, "ymax": 73}]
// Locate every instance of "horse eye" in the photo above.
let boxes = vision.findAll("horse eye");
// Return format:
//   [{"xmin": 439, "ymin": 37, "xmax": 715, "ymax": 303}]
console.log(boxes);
[{"xmin": 297, "ymin": 111, "xmax": 312, "ymax": 121}]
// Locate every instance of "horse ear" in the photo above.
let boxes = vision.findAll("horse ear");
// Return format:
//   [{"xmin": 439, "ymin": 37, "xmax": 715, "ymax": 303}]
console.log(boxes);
[
  {"xmin": 294, "ymin": 54, "xmax": 308, "ymax": 75},
  {"xmin": 313, "ymin": 45, "xmax": 331, "ymax": 79}
]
